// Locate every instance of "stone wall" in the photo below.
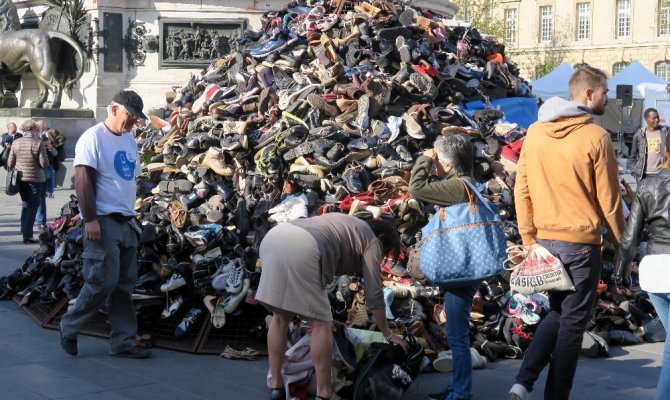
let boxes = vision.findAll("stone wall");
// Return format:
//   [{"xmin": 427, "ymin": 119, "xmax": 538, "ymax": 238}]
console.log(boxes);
[{"xmin": 14, "ymin": 0, "xmax": 288, "ymax": 120}]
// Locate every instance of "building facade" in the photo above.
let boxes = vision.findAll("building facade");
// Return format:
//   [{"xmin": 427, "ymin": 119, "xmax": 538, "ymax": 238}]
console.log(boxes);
[{"xmin": 496, "ymin": 0, "xmax": 670, "ymax": 80}]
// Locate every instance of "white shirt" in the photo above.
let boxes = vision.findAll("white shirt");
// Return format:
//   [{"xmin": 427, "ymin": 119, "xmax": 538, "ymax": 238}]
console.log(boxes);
[{"xmin": 73, "ymin": 122, "xmax": 140, "ymax": 218}]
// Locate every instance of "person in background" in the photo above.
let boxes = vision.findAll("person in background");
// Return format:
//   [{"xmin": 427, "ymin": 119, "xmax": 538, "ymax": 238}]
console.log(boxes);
[
  {"xmin": 409, "ymin": 134, "xmax": 480, "ymax": 400},
  {"xmin": 59, "ymin": 90, "xmax": 149, "ymax": 359},
  {"xmin": 1, "ymin": 122, "xmax": 21, "ymax": 147},
  {"xmin": 257, "ymin": 213, "xmax": 409, "ymax": 400},
  {"xmin": 47, "ymin": 127, "xmax": 66, "ymax": 172},
  {"xmin": 35, "ymin": 136, "xmax": 59, "ymax": 231},
  {"xmin": 614, "ymin": 133, "xmax": 670, "ymax": 400},
  {"xmin": 36, "ymin": 121, "xmax": 56, "ymax": 196},
  {"xmin": 628, "ymin": 108, "xmax": 669, "ymax": 182},
  {"xmin": 1, "ymin": 122, "xmax": 22, "ymax": 168},
  {"xmin": 6, "ymin": 120, "xmax": 48, "ymax": 244},
  {"xmin": 508, "ymin": 66, "xmax": 625, "ymax": 400}
]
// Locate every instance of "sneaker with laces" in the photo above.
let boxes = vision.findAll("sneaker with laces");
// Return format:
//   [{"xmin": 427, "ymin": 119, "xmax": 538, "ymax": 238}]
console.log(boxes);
[
  {"xmin": 161, "ymin": 294, "xmax": 184, "ymax": 318},
  {"xmin": 160, "ymin": 272, "xmax": 186, "ymax": 292},
  {"xmin": 507, "ymin": 383, "xmax": 529, "ymax": 400},
  {"xmin": 175, "ymin": 307, "xmax": 203, "ymax": 337},
  {"xmin": 502, "ymin": 293, "xmax": 540, "ymax": 325},
  {"xmin": 223, "ymin": 278, "xmax": 250, "ymax": 313},
  {"xmin": 225, "ymin": 261, "xmax": 246, "ymax": 294}
]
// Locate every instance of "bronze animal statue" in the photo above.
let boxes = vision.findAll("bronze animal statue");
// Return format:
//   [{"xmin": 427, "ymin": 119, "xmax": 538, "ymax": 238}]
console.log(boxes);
[{"xmin": 0, "ymin": 29, "xmax": 86, "ymax": 108}]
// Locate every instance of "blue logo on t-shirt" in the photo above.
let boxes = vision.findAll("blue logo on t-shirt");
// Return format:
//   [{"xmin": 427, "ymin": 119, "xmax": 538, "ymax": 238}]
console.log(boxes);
[{"xmin": 114, "ymin": 151, "xmax": 135, "ymax": 181}]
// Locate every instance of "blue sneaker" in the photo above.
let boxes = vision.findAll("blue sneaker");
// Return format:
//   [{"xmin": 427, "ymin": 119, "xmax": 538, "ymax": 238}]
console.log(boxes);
[{"xmin": 250, "ymin": 37, "xmax": 287, "ymax": 58}]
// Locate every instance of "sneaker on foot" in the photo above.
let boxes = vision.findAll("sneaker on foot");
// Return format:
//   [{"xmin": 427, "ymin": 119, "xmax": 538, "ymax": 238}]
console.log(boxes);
[{"xmin": 507, "ymin": 383, "xmax": 529, "ymax": 400}]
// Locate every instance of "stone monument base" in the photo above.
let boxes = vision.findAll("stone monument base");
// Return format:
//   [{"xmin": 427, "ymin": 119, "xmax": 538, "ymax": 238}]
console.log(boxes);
[{"xmin": 0, "ymin": 108, "xmax": 95, "ymax": 157}]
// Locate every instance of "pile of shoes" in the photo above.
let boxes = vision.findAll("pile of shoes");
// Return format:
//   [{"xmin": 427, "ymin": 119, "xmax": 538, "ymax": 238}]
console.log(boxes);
[{"xmin": 0, "ymin": 0, "xmax": 660, "ymax": 361}]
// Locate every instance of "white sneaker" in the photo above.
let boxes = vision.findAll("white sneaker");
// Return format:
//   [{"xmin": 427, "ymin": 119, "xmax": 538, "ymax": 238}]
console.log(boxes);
[
  {"xmin": 161, "ymin": 295, "xmax": 184, "ymax": 318},
  {"xmin": 160, "ymin": 272, "xmax": 186, "ymax": 292},
  {"xmin": 508, "ymin": 383, "xmax": 530, "ymax": 400},
  {"xmin": 432, "ymin": 350, "xmax": 453, "ymax": 372},
  {"xmin": 470, "ymin": 347, "xmax": 487, "ymax": 369},
  {"xmin": 225, "ymin": 260, "xmax": 245, "ymax": 294},
  {"xmin": 223, "ymin": 278, "xmax": 250, "ymax": 313}
]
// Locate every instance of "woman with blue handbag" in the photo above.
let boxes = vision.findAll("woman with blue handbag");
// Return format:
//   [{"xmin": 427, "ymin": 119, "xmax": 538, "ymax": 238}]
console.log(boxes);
[{"xmin": 409, "ymin": 134, "xmax": 480, "ymax": 400}]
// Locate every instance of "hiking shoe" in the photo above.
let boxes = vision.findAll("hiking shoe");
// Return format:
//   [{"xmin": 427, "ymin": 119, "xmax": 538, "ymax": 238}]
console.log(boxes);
[
  {"xmin": 110, "ymin": 346, "xmax": 152, "ymax": 359},
  {"xmin": 60, "ymin": 331, "xmax": 77, "ymax": 356},
  {"xmin": 160, "ymin": 272, "xmax": 186, "ymax": 292},
  {"xmin": 507, "ymin": 383, "xmax": 529, "ymax": 400}
]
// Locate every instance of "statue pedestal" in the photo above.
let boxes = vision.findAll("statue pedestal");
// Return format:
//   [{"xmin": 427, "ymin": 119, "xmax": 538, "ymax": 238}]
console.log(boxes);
[{"xmin": 0, "ymin": 108, "xmax": 95, "ymax": 157}]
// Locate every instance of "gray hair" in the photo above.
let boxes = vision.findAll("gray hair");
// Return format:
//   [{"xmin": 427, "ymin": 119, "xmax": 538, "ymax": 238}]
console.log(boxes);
[
  {"xmin": 434, "ymin": 134, "xmax": 474, "ymax": 176},
  {"xmin": 19, "ymin": 119, "xmax": 37, "ymax": 133}
]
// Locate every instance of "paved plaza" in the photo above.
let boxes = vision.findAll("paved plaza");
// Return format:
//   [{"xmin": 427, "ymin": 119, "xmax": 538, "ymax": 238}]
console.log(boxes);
[{"xmin": 0, "ymin": 177, "xmax": 661, "ymax": 399}]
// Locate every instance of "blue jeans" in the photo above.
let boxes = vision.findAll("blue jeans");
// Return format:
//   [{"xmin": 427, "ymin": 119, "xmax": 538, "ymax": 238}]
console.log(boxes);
[
  {"xmin": 515, "ymin": 240, "xmax": 601, "ymax": 400},
  {"xmin": 648, "ymin": 293, "xmax": 670, "ymax": 400},
  {"xmin": 439, "ymin": 283, "xmax": 479, "ymax": 400},
  {"xmin": 19, "ymin": 181, "xmax": 43, "ymax": 240},
  {"xmin": 36, "ymin": 178, "xmax": 48, "ymax": 226}
]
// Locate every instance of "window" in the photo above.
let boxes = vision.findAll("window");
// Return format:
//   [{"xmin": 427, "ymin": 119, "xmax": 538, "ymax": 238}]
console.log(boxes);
[
  {"xmin": 656, "ymin": 61, "xmax": 670, "ymax": 81},
  {"xmin": 576, "ymin": 3, "xmax": 590, "ymax": 40},
  {"xmin": 660, "ymin": 0, "xmax": 670, "ymax": 35},
  {"xmin": 539, "ymin": 6, "xmax": 553, "ymax": 42},
  {"xmin": 616, "ymin": 0, "xmax": 631, "ymax": 38},
  {"xmin": 504, "ymin": 8, "xmax": 517, "ymax": 45},
  {"xmin": 612, "ymin": 62, "xmax": 627, "ymax": 75}
]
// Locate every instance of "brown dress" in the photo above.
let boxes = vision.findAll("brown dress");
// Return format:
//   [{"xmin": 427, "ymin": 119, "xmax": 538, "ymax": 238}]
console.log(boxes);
[{"xmin": 256, "ymin": 213, "xmax": 384, "ymax": 321}]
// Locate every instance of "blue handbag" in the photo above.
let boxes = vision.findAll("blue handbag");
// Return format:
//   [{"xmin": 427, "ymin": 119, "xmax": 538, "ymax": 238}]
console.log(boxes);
[{"xmin": 419, "ymin": 178, "xmax": 506, "ymax": 287}]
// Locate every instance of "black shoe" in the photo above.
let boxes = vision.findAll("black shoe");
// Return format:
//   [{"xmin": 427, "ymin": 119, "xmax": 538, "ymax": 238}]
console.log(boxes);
[
  {"xmin": 270, "ymin": 388, "xmax": 286, "ymax": 400},
  {"xmin": 60, "ymin": 332, "xmax": 78, "ymax": 356},
  {"xmin": 23, "ymin": 238, "xmax": 38, "ymax": 244},
  {"xmin": 110, "ymin": 346, "xmax": 152, "ymax": 359}
]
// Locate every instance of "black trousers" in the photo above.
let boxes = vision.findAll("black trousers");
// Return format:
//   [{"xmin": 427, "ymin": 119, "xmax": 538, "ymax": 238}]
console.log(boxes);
[{"xmin": 515, "ymin": 239, "xmax": 601, "ymax": 400}]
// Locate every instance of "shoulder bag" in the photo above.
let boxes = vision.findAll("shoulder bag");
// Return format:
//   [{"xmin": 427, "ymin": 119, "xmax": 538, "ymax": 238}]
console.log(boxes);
[
  {"xmin": 5, "ymin": 167, "xmax": 20, "ymax": 195},
  {"xmin": 419, "ymin": 178, "xmax": 506, "ymax": 287}
]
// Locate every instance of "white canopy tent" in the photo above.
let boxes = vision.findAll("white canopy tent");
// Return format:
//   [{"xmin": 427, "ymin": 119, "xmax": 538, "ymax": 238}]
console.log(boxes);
[
  {"xmin": 531, "ymin": 62, "xmax": 575, "ymax": 101},
  {"xmin": 604, "ymin": 61, "xmax": 669, "ymax": 132}
]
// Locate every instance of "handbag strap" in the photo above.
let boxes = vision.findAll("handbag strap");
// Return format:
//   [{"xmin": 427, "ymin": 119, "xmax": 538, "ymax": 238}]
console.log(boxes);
[{"xmin": 458, "ymin": 178, "xmax": 498, "ymax": 215}]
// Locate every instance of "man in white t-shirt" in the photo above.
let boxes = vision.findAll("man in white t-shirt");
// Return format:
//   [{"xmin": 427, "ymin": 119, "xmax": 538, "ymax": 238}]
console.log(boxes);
[{"xmin": 60, "ymin": 91, "xmax": 150, "ymax": 358}]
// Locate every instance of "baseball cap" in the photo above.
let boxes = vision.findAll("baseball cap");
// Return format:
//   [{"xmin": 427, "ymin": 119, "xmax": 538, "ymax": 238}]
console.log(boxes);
[{"xmin": 112, "ymin": 90, "xmax": 148, "ymax": 120}]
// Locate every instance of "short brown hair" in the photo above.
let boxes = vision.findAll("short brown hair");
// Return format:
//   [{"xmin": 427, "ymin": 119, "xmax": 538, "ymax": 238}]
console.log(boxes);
[{"xmin": 568, "ymin": 66, "xmax": 608, "ymax": 99}]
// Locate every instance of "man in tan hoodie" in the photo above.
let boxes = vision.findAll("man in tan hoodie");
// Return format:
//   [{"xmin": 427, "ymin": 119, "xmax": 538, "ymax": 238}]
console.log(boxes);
[{"xmin": 508, "ymin": 66, "xmax": 625, "ymax": 400}]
